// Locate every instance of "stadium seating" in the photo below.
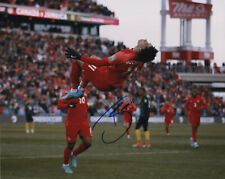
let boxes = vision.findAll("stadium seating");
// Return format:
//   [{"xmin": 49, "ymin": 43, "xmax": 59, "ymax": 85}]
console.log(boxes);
[
  {"xmin": 0, "ymin": 28, "xmax": 224, "ymax": 117},
  {"xmin": 2, "ymin": 0, "xmax": 115, "ymax": 17}
]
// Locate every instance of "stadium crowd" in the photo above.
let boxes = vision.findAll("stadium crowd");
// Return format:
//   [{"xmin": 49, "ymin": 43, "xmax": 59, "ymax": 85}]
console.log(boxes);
[
  {"xmin": 0, "ymin": 28, "xmax": 225, "ymax": 118},
  {"xmin": 1, "ymin": 0, "xmax": 115, "ymax": 17}
]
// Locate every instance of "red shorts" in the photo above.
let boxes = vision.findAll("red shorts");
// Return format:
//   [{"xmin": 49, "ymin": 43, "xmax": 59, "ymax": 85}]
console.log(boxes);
[
  {"xmin": 83, "ymin": 63, "xmax": 123, "ymax": 91},
  {"xmin": 165, "ymin": 118, "xmax": 173, "ymax": 126},
  {"xmin": 189, "ymin": 114, "xmax": 200, "ymax": 127},
  {"xmin": 65, "ymin": 122, "xmax": 92, "ymax": 143}
]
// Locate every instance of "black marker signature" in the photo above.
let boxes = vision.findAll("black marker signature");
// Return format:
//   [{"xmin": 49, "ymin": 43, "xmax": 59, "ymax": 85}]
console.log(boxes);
[{"xmin": 92, "ymin": 96, "xmax": 133, "ymax": 144}]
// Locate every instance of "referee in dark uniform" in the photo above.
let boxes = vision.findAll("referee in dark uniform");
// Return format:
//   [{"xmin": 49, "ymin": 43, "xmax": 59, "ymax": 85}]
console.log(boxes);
[{"xmin": 133, "ymin": 87, "xmax": 151, "ymax": 148}]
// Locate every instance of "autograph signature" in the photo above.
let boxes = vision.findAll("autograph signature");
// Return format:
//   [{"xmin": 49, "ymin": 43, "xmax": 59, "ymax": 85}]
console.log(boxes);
[{"xmin": 92, "ymin": 96, "xmax": 133, "ymax": 144}]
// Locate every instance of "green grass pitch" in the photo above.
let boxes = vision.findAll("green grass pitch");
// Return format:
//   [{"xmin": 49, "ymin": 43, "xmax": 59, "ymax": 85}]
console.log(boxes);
[{"xmin": 1, "ymin": 122, "xmax": 225, "ymax": 179}]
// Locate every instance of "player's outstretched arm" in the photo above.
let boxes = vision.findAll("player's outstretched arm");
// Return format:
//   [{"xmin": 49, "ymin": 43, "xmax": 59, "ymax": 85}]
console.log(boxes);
[{"xmin": 65, "ymin": 48, "xmax": 115, "ymax": 67}]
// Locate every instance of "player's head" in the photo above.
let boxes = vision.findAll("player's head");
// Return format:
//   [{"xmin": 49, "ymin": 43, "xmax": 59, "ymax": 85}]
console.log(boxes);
[
  {"xmin": 138, "ymin": 87, "xmax": 146, "ymax": 96},
  {"xmin": 191, "ymin": 88, "xmax": 199, "ymax": 98},
  {"xmin": 165, "ymin": 99, "xmax": 169, "ymax": 105},
  {"xmin": 134, "ymin": 39, "xmax": 158, "ymax": 63}
]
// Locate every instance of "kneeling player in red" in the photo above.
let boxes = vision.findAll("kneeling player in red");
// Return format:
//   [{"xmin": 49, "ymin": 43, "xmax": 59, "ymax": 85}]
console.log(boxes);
[
  {"xmin": 57, "ymin": 88, "xmax": 92, "ymax": 174},
  {"xmin": 185, "ymin": 88, "xmax": 207, "ymax": 149},
  {"xmin": 161, "ymin": 100, "xmax": 175, "ymax": 135}
]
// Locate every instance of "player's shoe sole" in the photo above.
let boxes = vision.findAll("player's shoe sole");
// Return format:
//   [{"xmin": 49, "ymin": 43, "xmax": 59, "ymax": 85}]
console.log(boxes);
[
  {"xmin": 62, "ymin": 165, "xmax": 73, "ymax": 174},
  {"xmin": 61, "ymin": 88, "xmax": 84, "ymax": 100},
  {"xmin": 71, "ymin": 155, "xmax": 77, "ymax": 168}
]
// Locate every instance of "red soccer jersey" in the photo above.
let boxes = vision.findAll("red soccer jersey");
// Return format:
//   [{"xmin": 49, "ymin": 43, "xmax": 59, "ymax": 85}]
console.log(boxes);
[
  {"xmin": 161, "ymin": 104, "xmax": 175, "ymax": 120},
  {"xmin": 81, "ymin": 49, "xmax": 144, "ymax": 89},
  {"xmin": 120, "ymin": 102, "xmax": 136, "ymax": 123},
  {"xmin": 57, "ymin": 87, "xmax": 89, "ymax": 125},
  {"xmin": 185, "ymin": 95, "xmax": 207, "ymax": 117}
]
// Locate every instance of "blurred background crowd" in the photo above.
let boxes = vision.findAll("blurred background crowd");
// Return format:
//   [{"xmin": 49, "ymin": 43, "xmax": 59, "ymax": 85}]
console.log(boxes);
[
  {"xmin": 1, "ymin": 0, "xmax": 115, "ymax": 16},
  {"xmin": 0, "ymin": 28, "xmax": 225, "ymax": 118}
]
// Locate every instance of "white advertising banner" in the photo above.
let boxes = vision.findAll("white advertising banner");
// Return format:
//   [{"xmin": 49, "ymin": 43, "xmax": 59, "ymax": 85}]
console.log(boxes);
[
  {"xmin": 33, "ymin": 116, "xmax": 63, "ymax": 123},
  {"xmin": 90, "ymin": 116, "xmax": 118, "ymax": 123}
]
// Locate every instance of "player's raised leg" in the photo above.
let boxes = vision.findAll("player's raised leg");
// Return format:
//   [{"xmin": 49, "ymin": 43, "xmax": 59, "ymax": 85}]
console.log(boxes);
[{"xmin": 61, "ymin": 61, "xmax": 84, "ymax": 100}]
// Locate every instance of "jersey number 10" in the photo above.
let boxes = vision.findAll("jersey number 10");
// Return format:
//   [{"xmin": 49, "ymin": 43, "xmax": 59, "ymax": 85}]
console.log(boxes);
[{"xmin": 79, "ymin": 97, "xmax": 86, "ymax": 104}]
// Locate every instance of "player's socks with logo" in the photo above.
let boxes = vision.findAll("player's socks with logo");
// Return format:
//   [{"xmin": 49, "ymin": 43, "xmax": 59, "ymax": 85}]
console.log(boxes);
[{"xmin": 62, "ymin": 164, "xmax": 73, "ymax": 174}]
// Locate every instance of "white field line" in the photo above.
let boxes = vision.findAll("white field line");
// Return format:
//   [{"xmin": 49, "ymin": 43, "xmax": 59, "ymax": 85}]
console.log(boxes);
[{"xmin": 1, "ymin": 150, "xmax": 190, "ymax": 160}]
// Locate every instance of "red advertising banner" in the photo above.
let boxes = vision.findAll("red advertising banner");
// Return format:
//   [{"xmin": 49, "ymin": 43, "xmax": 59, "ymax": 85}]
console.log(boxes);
[
  {"xmin": 0, "ymin": 4, "xmax": 119, "ymax": 25},
  {"xmin": 169, "ymin": 0, "xmax": 212, "ymax": 19},
  {"xmin": 6, "ymin": 6, "xmax": 67, "ymax": 20}
]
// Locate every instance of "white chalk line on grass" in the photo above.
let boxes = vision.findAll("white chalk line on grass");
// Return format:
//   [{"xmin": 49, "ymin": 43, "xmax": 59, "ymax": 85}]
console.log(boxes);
[{"xmin": 2, "ymin": 150, "xmax": 190, "ymax": 160}]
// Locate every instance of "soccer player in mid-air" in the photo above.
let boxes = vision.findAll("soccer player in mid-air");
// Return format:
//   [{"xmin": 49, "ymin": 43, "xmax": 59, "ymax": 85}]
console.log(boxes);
[
  {"xmin": 62, "ymin": 39, "xmax": 158, "ymax": 100},
  {"xmin": 57, "ymin": 87, "xmax": 92, "ymax": 174},
  {"xmin": 185, "ymin": 88, "xmax": 207, "ymax": 148},
  {"xmin": 161, "ymin": 100, "xmax": 175, "ymax": 135}
]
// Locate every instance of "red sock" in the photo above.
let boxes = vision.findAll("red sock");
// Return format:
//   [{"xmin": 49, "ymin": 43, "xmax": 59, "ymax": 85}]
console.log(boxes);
[
  {"xmin": 63, "ymin": 146, "xmax": 72, "ymax": 165},
  {"xmin": 192, "ymin": 129, "xmax": 197, "ymax": 142},
  {"xmin": 73, "ymin": 143, "xmax": 87, "ymax": 157},
  {"xmin": 126, "ymin": 128, "xmax": 130, "ymax": 136},
  {"xmin": 70, "ymin": 61, "xmax": 81, "ymax": 89},
  {"xmin": 166, "ymin": 126, "xmax": 169, "ymax": 134},
  {"xmin": 126, "ymin": 123, "xmax": 130, "ymax": 135}
]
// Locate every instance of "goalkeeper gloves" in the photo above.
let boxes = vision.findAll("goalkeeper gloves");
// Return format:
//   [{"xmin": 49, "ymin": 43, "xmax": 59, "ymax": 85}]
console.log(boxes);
[
  {"xmin": 65, "ymin": 48, "xmax": 81, "ymax": 60},
  {"xmin": 68, "ymin": 102, "xmax": 76, "ymax": 108}
]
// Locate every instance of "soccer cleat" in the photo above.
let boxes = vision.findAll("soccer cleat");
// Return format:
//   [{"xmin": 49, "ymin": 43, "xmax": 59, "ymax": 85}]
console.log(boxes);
[
  {"xmin": 127, "ymin": 135, "xmax": 130, "ymax": 140},
  {"xmin": 132, "ymin": 142, "xmax": 142, "ymax": 147},
  {"xmin": 190, "ymin": 137, "xmax": 194, "ymax": 147},
  {"xmin": 193, "ymin": 142, "xmax": 199, "ymax": 149},
  {"xmin": 61, "ymin": 88, "xmax": 84, "ymax": 100},
  {"xmin": 62, "ymin": 164, "xmax": 73, "ymax": 174},
  {"xmin": 143, "ymin": 143, "xmax": 151, "ymax": 148},
  {"xmin": 166, "ymin": 133, "xmax": 170, "ymax": 136},
  {"xmin": 71, "ymin": 155, "xmax": 77, "ymax": 168}
]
